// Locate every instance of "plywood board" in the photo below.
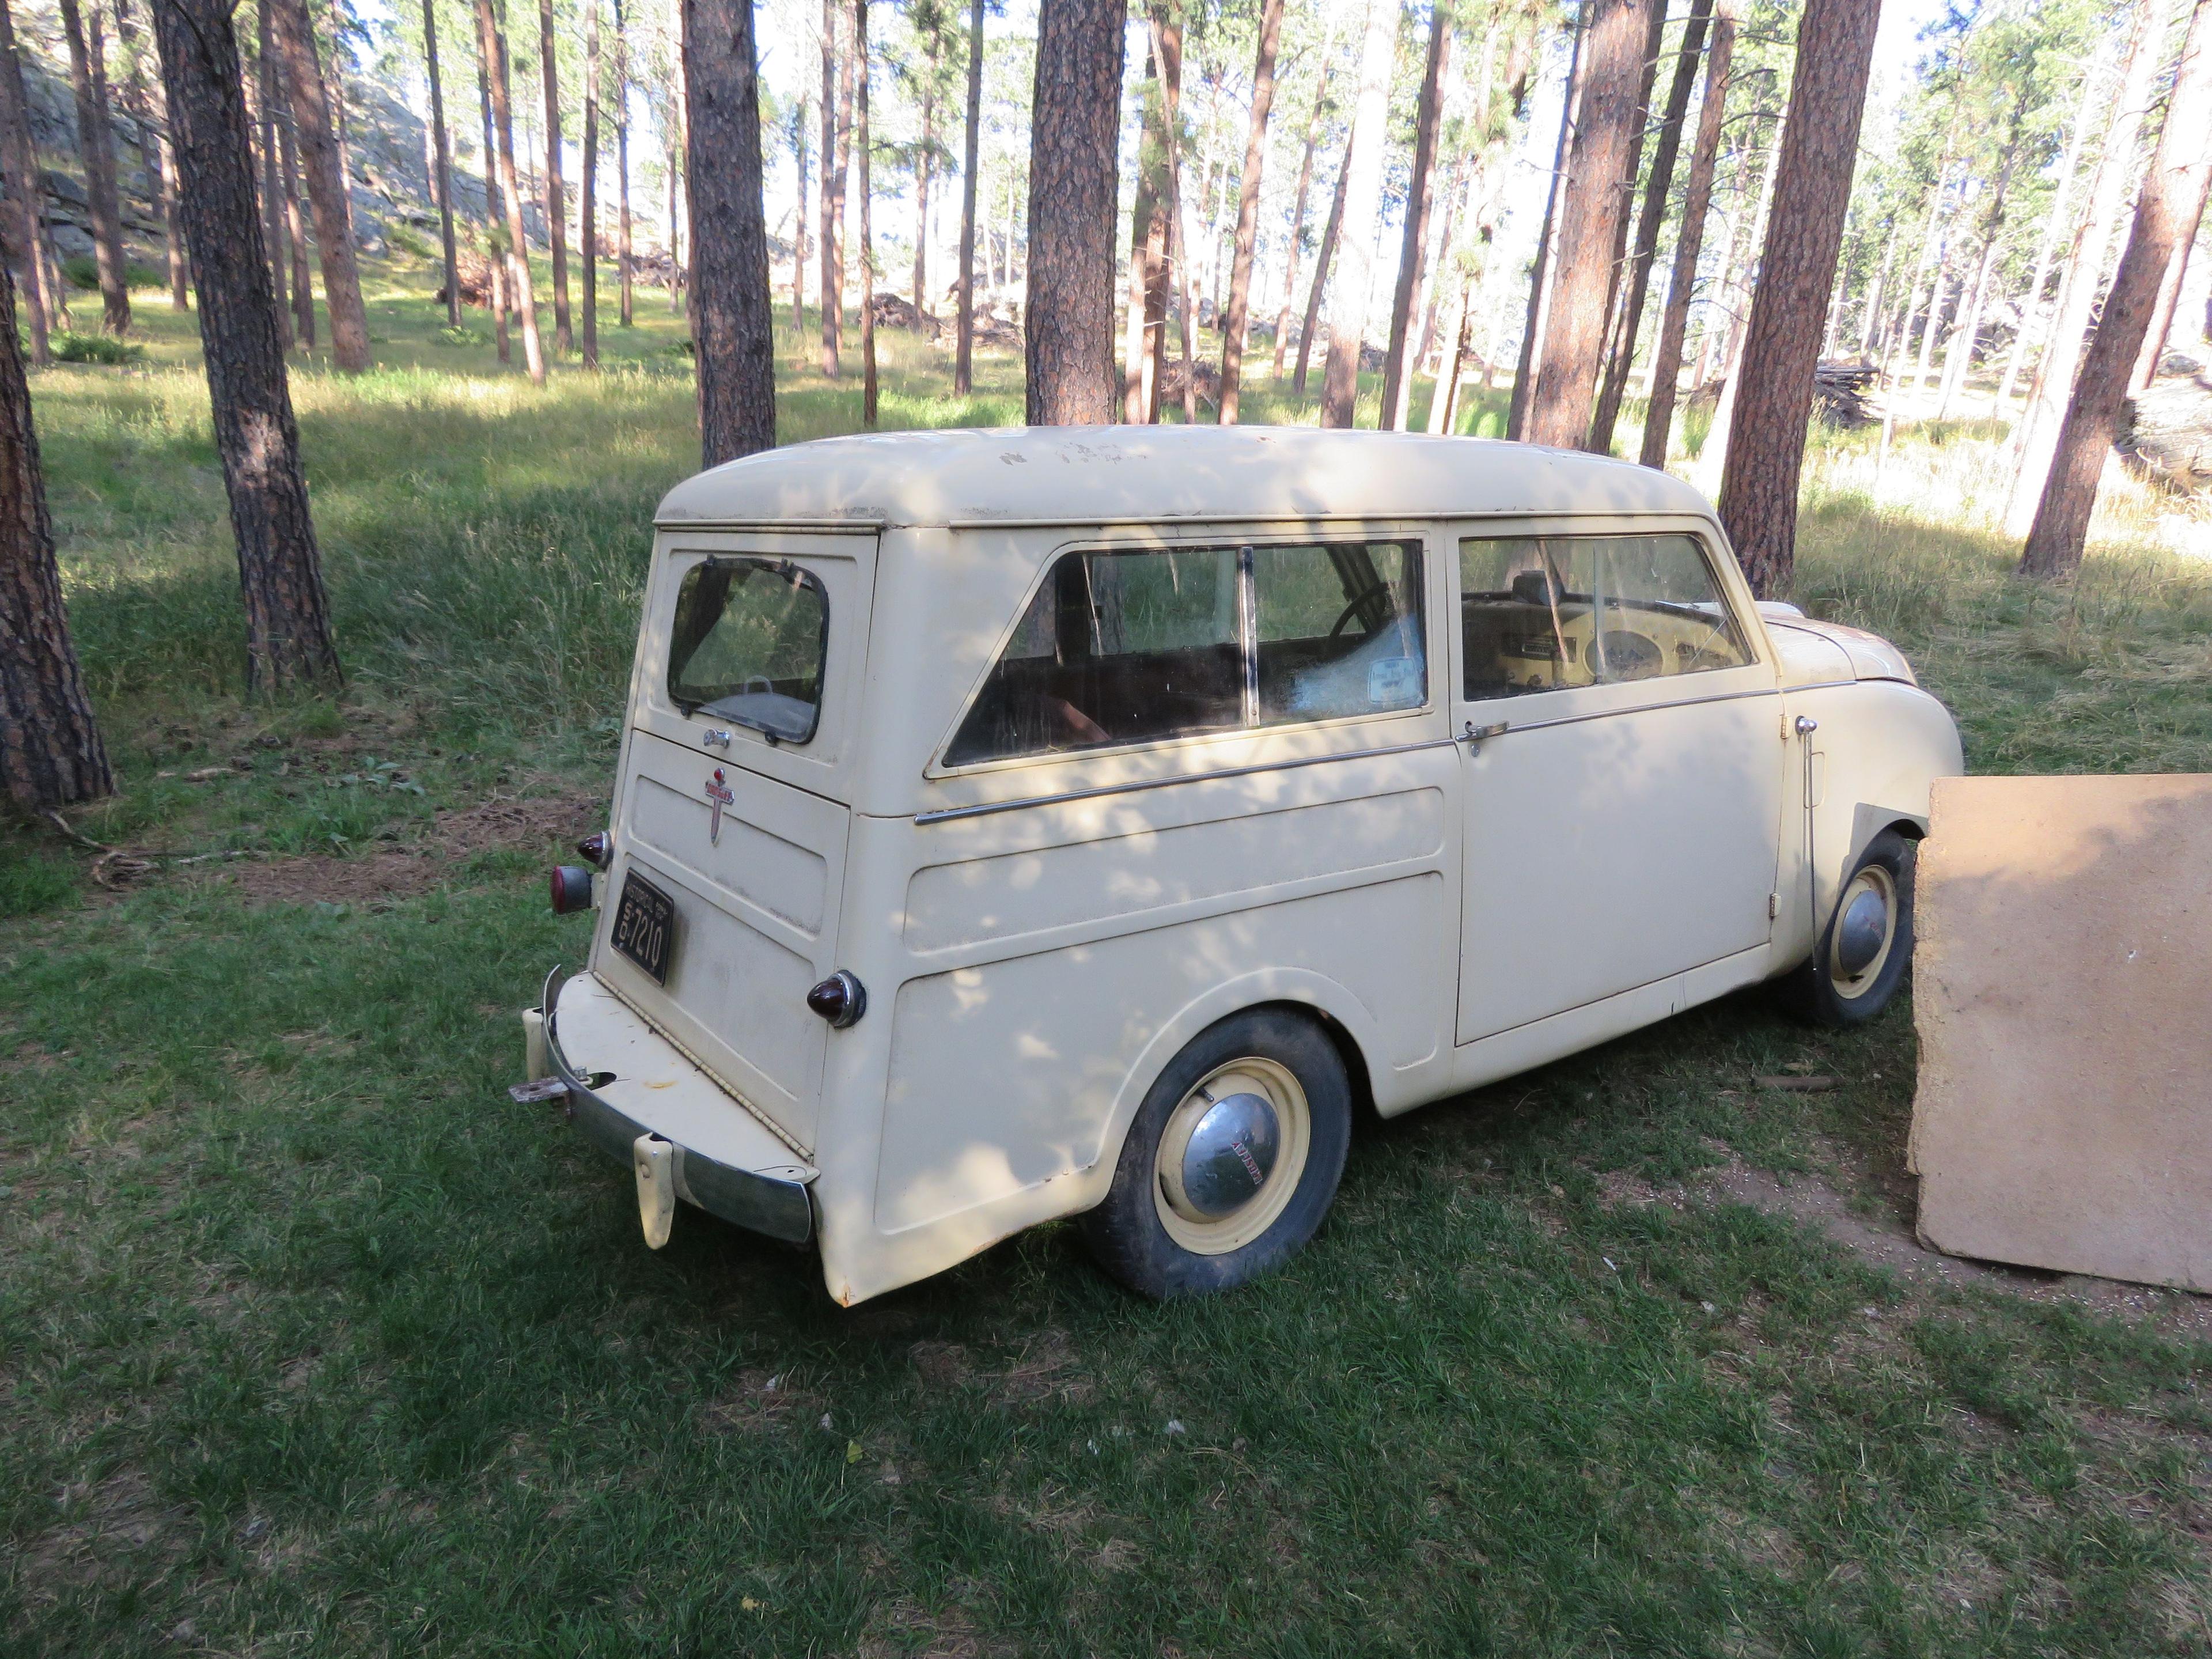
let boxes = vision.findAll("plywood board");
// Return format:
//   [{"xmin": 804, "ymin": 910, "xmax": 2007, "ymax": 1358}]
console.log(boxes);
[{"xmin": 1909, "ymin": 774, "xmax": 2212, "ymax": 1291}]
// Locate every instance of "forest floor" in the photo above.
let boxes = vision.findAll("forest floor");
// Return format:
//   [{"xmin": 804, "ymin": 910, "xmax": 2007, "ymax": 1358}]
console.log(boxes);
[{"xmin": 5, "ymin": 256, "xmax": 2212, "ymax": 1657}]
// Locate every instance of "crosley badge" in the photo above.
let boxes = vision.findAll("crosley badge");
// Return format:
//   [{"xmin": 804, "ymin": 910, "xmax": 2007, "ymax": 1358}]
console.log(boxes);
[{"xmin": 703, "ymin": 767, "xmax": 735, "ymax": 846}]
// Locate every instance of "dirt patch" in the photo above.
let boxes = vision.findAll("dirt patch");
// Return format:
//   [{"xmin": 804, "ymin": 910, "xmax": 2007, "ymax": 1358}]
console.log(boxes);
[{"xmin": 199, "ymin": 792, "xmax": 602, "ymax": 908}]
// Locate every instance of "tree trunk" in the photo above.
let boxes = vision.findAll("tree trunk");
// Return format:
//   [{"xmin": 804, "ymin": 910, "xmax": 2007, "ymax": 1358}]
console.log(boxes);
[
  {"xmin": 424, "ymin": 0, "xmax": 462, "ymax": 329},
  {"xmin": 819, "ymin": 0, "xmax": 848, "ymax": 376},
  {"xmin": 2131, "ymin": 176, "xmax": 2211, "ymax": 390},
  {"xmin": 913, "ymin": 77, "xmax": 933, "ymax": 320},
  {"xmin": 111, "ymin": 0, "xmax": 180, "ymax": 311},
  {"xmin": 2023, "ymin": 0, "xmax": 2212, "ymax": 576},
  {"xmin": 0, "ymin": 0, "xmax": 54, "ymax": 363},
  {"xmin": 537, "ymin": 0, "xmax": 571, "ymax": 353},
  {"xmin": 1508, "ymin": 9, "xmax": 1586, "ymax": 441},
  {"xmin": 1318, "ymin": 0, "xmax": 1400, "ymax": 428},
  {"xmin": 1592, "ymin": 0, "xmax": 1713, "ymax": 454},
  {"xmin": 1998, "ymin": 46, "xmax": 2101, "ymax": 404},
  {"xmin": 616, "ymin": 0, "xmax": 632, "ymax": 326},
  {"xmin": 1271, "ymin": 48, "xmax": 1332, "ymax": 379},
  {"xmin": 1714, "ymin": 0, "xmax": 1879, "ymax": 597},
  {"xmin": 582, "ymin": 0, "xmax": 599, "ymax": 367},
  {"xmin": 1158, "ymin": 18, "xmax": 1196, "ymax": 422},
  {"xmin": 477, "ymin": 61, "xmax": 510, "ymax": 361},
  {"xmin": 1216, "ymin": 0, "xmax": 1285, "ymax": 425},
  {"xmin": 2006, "ymin": 0, "xmax": 2161, "ymax": 534},
  {"xmin": 1858, "ymin": 214, "xmax": 1898, "ymax": 357},
  {"xmin": 858, "ymin": 0, "xmax": 877, "ymax": 425},
  {"xmin": 1523, "ymin": 0, "xmax": 1648, "ymax": 449},
  {"xmin": 0, "ymin": 253, "xmax": 112, "ymax": 808},
  {"xmin": 1123, "ymin": 30, "xmax": 1166, "ymax": 421},
  {"xmin": 59, "ymin": 0, "xmax": 130, "ymax": 334},
  {"xmin": 665, "ymin": 79, "xmax": 682, "ymax": 314},
  {"xmin": 954, "ymin": 0, "xmax": 983, "ymax": 391},
  {"xmin": 1379, "ymin": 0, "xmax": 1450, "ymax": 431},
  {"xmin": 1294, "ymin": 119, "xmax": 1352, "ymax": 397},
  {"xmin": 474, "ymin": 0, "xmax": 544, "ymax": 382},
  {"xmin": 149, "ymin": 0, "xmax": 340, "ymax": 692},
  {"xmin": 680, "ymin": 0, "xmax": 774, "ymax": 464},
  {"xmin": 1428, "ymin": 16, "xmax": 1536, "ymax": 433},
  {"xmin": 1694, "ymin": 111, "xmax": 1781, "ymax": 491},
  {"xmin": 276, "ymin": 85, "xmax": 314, "ymax": 349},
  {"xmin": 327, "ymin": 24, "xmax": 355, "ymax": 245},
  {"xmin": 790, "ymin": 93, "xmax": 808, "ymax": 338},
  {"xmin": 1024, "ymin": 0, "xmax": 1125, "ymax": 426},
  {"xmin": 268, "ymin": 0, "xmax": 370, "ymax": 370}
]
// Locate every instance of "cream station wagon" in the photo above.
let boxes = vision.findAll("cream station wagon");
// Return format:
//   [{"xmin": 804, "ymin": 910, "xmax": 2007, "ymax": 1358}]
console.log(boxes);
[{"xmin": 522, "ymin": 426, "xmax": 1963, "ymax": 1304}]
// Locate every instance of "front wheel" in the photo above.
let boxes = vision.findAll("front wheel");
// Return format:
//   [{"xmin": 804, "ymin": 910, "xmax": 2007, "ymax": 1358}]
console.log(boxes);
[
  {"xmin": 1780, "ymin": 828, "xmax": 1916, "ymax": 1027},
  {"xmin": 1080, "ymin": 1009, "xmax": 1352, "ymax": 1300}
]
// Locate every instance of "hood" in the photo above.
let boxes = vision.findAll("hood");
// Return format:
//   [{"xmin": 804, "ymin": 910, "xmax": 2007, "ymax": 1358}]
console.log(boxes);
[{"xmin": 1755, "ymin": 602, "xmax": 1919, "ymax": 688}]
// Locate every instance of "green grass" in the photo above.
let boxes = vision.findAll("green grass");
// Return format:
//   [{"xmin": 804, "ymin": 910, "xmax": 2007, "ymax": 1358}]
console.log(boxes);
[{"xmin": 4, "ymin": 252, "xmax": 2210, "ymax": 1655}]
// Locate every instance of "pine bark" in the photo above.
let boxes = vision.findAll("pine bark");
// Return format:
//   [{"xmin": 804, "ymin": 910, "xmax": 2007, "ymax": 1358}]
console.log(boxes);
[
  {"xmin": 256, "ymin": 3, "xmax": 290, "ymax": 347},
  {"xmin": 1592, "ymin": 0, "xmax": 1712, "ymax": 454},
  {"xmin": 0, "ymin": 252, "xmax": 112, "ymax": 808},
  {"xmin": 680, "ymin": 0, "xmax": 774, "ymax": 464},
  {"xmin": 1024, "ymin": 0, "xmax": 1125, "ymax": 425},
  {"xmin": 424, "ymin": 0, "xmax": 462, "ymax": 329},
  {"xmin": 1122, "ymin": 31, "xmax": 1166, "ymax": 421},
  {"xmin": 539, "ymin": 0, "xmax": 571, "ymax": 352},
  {"xmin": 1271, "ymin": 51, "xmax": 1332, "ymax": 379},
  {"xmin": 615, "ymin": 0, "xmax": 632, "ymax": 326},
  {"xmin": 1380, "ymin": 0, "xmax": 1450, "ymax": 430},
  {"xmin": 1507, "ymin": 9, "xmax": 1585, "ymax": 441},
  {"xmin": 2131, "ymin": 175, "xmax": 2211, "ymax": 389},
  {"xmin": 819, "ymin": 0, "xmax": 844, "ymax": 375},
  {"xmin": 1216, "ymin": 0, "xmax": 1284, "ymax": 425},
  {"xmin": 2022, "ymin": 0, "xmax": 2212, "ymax": 578},
  {"xmin": 2006, "ymin": 0, "xmax": 2161, "ymax": 534},
  {"xmin": 1714, "ymin": 0, "xmax": 1880, "ymax": 597},
  {"xmin": 476, "ymin": 61, "xmax": 510, "ymax": 360},
  {"xmin": 109, "ymin": 0, "xmax": 175, "ymax": 311},
  {"xmin": 59, "ymin": 0, "xmax": 130, "ymax": 335},
  {"xmin": 1523, "ymin": 0, "xmax": 1648, "ymax": 448},
  {"xmin": 1294, "ymin": 119, "xmax": 1351, "ymax": 397},
  {"xmin": 953, "ymin": 0, "xmax": 982, "ymax": 392},
  {"xmin": 149, "ymin": 0, "xmax": 340, "ymax": 692},
  {"xmin": 582, "ymin": 0, "xmax": 599, "ymax": 366},
  {"xmin": 268, "ymin": 0, "xmax": 370, "ymax": 371},
  {"xmin": 912, "ymin": 74, "xmax": 933, "ymax": 319},
  {"xmin": 0, "ymin": 0, "xmax": 53, "ymax": 363},
  {"xmin": 1318, "ymin": 0, "xmax": 1399, "ymax": 428},
  {"xmin": 858, "ymin": 0, "xmax": 877, "ymax": 425},
  {"xmin": 277, "ymin": 81, "xmax": 314, "ymax": 349},
  {"xmin": 1638, "ymin": 2, "xmax": 1733, "ymax": 468},
  {"xmin": 475, "ymin": 0, "xmax": 544, "ymax": 381}
]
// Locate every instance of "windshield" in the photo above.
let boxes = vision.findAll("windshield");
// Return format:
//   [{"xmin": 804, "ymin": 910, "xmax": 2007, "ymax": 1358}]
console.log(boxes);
[{"xmin": 665, "ymin": 557, "xmax": 829, "ymax": 743}]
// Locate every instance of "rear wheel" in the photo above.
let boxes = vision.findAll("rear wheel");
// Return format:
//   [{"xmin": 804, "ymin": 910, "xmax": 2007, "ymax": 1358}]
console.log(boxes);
[
  {"xmin": 1781, "ymin": 828, "xmax": 1916, "ymax": 1027},
  {"xmin": 1081, "ymin": 1009, "xmax": 1352, "ymax": 1299}
]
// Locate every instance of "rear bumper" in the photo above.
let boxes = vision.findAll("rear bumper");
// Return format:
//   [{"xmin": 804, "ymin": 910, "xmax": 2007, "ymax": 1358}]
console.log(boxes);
[{"xmin": 543, "ymin": 967, "xmax": 817, "ymax": 1245}]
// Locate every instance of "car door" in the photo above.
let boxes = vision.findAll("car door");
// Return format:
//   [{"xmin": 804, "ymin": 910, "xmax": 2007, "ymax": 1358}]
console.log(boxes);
[{"xmin": 1449, "ymin": 521, "xmax": 1785, "ymax": 1045}]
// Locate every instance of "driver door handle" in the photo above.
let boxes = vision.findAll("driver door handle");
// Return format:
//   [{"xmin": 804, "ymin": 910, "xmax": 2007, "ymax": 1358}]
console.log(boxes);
[{"xmin": 1460, "ymin": 720, "xmax": 1509, "ymax": 753}]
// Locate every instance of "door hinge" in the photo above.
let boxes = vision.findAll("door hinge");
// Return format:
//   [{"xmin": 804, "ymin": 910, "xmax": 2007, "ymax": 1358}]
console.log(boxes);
[{"xmin": 1768, "ymin": 892, "xmax": 1779, "ymax": 919}]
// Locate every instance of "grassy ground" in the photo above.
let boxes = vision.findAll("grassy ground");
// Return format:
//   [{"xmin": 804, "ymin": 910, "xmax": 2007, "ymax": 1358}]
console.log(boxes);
[{"xmin": 5, "ymin": 256, "xmax": 2211, "ymax": 1657}]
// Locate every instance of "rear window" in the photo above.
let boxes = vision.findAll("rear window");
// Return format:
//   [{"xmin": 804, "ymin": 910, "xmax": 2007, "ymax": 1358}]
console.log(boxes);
[
  {"xmin": 666, "ymin": 557, "xmax": 828, "ymax": 744},
  {"xmin": 945, "ymin": 538, "xmax": 1425, "ymax": 766}
]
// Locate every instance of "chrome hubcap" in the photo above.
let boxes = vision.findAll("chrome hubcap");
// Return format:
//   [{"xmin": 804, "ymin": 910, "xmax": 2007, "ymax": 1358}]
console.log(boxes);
[
  {"xmin": 1176, "ymin": 1091, "xmax": 1281, "ymax": 1220},
  {"xmin": 1835, "ymin": 889, "xmax": 1890, "ymax": 977}
]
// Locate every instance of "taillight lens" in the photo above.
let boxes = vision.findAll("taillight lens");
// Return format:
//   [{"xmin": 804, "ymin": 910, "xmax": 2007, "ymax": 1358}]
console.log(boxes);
[
  {"xmin": 805, "ymin": 969, "xmax": 868, "ymax": 1028},
  {"xmin": 577, "ymin": 831, "xmax": 611, "ymax": 869},
  {"xmin": 549, "ymin": 865, "xmax": 594, "ymax": 914}
]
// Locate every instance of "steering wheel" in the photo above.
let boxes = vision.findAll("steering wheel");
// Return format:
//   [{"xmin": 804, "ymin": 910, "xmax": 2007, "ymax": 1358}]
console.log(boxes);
[{"xmin": 1328, "ymin": 582, "xmax": 1394, "ymax": 640}]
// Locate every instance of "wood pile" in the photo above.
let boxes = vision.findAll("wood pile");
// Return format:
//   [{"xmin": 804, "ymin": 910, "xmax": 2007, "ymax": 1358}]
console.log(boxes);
[
  {"xmin": 2122, "ymin": 363, "xmax": 2212, "ymax": 494},
  {"xmin": 1813, "ymin": 360, "xmax": 1878, "ymax": 427}
]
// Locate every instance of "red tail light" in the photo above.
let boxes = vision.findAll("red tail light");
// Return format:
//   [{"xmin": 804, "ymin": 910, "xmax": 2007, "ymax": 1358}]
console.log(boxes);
[
  {"xmin": 577, "ymin": 831, "xmax": 611, "ymax": 869},
  {"xmin": 549, "ymin": 865, "xmax": 594, "ymax": 914}
]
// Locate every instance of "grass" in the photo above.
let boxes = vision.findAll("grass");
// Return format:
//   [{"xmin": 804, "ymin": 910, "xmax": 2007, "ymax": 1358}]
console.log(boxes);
[{"xmin": 4, "ymin": 252, "xmax": 2210, "ymax": 1656}]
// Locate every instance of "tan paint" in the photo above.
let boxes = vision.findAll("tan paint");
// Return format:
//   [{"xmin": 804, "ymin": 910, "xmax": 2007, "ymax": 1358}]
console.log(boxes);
[{"xmin": 543, "ymin": 429, "xmax": 1961, "ymax": 1303}]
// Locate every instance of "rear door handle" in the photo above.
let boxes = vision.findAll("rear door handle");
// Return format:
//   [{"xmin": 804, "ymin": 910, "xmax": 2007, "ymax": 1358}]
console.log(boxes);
[{"xmin": 1460, "ymin": 720, "xmax": 1509, "ymax": 754}]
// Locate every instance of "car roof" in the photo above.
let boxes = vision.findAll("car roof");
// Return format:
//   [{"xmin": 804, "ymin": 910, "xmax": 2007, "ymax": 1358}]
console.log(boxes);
[{"xmin": 653, "ymin": 425, "xmax": 1717, "ymax": 531}]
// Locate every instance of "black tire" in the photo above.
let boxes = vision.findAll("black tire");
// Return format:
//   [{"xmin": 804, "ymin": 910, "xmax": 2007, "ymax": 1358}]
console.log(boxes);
[
  {"xmin": 1080, "ymin": 1008, "xmax": 1353, "ymax": 1300},
  {"xmin": 1779, "ymin": 828, "xmax": 1916, "ymax": 1028}
]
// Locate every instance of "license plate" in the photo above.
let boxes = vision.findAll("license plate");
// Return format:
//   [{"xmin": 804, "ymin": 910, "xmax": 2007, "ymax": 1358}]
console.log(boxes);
[{"xmin": 610, "ymin": 872, "xmax": 677, "ymax": 984}]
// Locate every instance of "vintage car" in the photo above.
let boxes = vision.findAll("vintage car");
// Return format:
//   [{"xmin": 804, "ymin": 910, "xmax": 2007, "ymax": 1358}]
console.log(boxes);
[{"xmin": 522, "ymin": 426, "xmax": 1963, "ymax": 1304}]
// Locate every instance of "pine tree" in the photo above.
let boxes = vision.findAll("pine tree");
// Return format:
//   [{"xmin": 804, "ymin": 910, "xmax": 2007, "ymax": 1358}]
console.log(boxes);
[{"xmin": 1024, "ymin": 0, "xmax": 1125, "ymax": 424}]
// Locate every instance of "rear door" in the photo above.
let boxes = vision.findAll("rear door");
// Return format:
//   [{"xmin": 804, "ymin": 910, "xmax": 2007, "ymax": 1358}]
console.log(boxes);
[{"xmin": 592, "ymin": 530, "xmax": 876, "ymax": 1155}]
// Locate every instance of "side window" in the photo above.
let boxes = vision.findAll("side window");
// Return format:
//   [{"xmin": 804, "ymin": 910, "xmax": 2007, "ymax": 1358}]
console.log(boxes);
[
  {"xmin": 1458, "ymin": 533, "xmax": 1749, "ymax": 701},
  {"xmin": 945, "ymin": 538, "xmax": 1428, "ymax": 766},
  {"xmin": 1253, "ymin": 541, "xmax": 1425, "ymax": 723}
]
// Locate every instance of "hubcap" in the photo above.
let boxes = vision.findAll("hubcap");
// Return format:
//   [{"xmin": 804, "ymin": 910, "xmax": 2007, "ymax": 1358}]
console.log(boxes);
[
  {"xmin": 1154, "ymin": 1058, "xmax": 1312, "ymax": 1255},
  {"xmin": 1177, "ymin": 1092, "xmax": 1281, "ymax": 1219},
  {"xmin": 1827, "ymin": 863, "xmax": 1898, "ymax": 998}
]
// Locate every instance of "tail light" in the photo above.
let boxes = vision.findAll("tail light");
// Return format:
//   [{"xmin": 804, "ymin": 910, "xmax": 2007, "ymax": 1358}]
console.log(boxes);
[
  {"xmin": 805, "ymin": 969, "xmax": 868, "ymax": 1028},
  {"xmin": 550, "ymin": 865, "xmax": 594, "ymax": 914},
  {"xmin": 577, "ymin": 831, "xmax": 612, "ymax": 869}
]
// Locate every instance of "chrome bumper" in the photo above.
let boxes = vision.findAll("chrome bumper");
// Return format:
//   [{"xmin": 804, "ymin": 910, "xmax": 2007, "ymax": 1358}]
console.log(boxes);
[{"xmin": 541, "ymin": 967, "xmax": 815, "ymax": 1245}]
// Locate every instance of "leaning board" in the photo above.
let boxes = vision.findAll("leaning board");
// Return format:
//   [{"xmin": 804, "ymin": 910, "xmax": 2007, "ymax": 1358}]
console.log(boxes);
[{"xmin": 1909, "ymin": 774, "xmax": 2212, "ymax": 1291}]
